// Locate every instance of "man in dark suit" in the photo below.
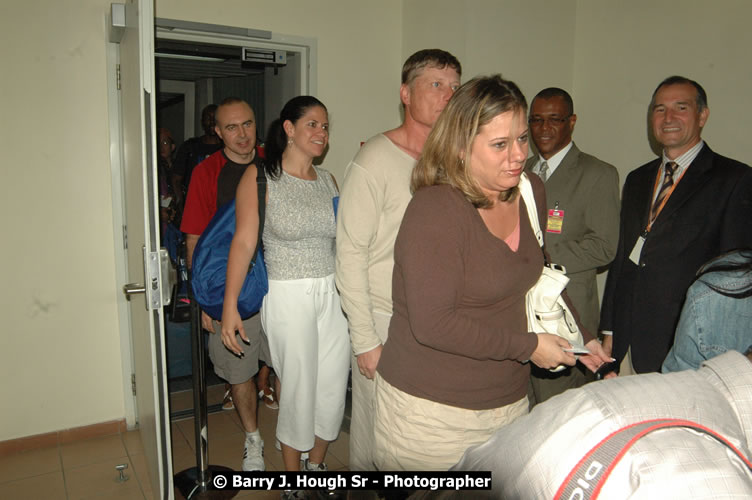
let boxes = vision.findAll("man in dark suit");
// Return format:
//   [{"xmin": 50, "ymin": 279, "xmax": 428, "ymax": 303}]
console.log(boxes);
[
  {"xmin": 601, "ymin": 76, "xmax": 752, "ymax": 374},
  {"xmin": 525, "ymin": 88, "xmax": 620, "ymax": 403}
]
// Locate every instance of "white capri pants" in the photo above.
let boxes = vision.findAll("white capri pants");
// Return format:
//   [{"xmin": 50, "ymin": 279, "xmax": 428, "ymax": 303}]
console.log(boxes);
[{"xmin": 261, "ymin": 273, "xmax": 351, "ymax": 451}]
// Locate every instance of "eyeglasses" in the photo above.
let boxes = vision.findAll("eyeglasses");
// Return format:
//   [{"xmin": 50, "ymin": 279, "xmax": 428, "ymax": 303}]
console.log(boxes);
[{"xmin": 528, "ymin": 115, "xmax": 572, "ymax": 126}]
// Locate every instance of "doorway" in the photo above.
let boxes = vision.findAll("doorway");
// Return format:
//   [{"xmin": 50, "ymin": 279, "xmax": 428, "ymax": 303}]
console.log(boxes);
[
  {"xmin": 107, "ymin": 11, "xmax": 317, "ymax": 493},
  {"xmin": 150, "ymin": 21, "xmax": 311, "ymax": 421}
]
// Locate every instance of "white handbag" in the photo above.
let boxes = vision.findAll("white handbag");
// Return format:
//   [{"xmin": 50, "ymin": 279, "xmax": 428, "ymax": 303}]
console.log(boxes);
[{"xmin": 518, "ymin": 174, "xmax": 586, "ymax": 371}]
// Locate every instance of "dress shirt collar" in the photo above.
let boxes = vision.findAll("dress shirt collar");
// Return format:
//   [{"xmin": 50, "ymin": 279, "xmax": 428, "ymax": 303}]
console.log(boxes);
[
  {"xmin": 660, "ymin": 139, "xmax": 704, "ymax": 180},
  {"xmin": 534, "ymin": 141, "xmax": 573, "ymax": 179}
]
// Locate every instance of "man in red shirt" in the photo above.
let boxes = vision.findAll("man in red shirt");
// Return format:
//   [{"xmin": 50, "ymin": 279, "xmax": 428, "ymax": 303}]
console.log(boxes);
[{"xmin": 181, "ymin": 97, "xmax": 266, "ymax": 471}]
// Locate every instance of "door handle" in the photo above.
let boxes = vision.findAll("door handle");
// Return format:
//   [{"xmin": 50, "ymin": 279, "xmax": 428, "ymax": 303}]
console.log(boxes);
[
  {"xmin": 123, "ymin": 248, "xmax": 172, "ymax": 308},
  {"xmin": 123, "ymin": 283, "xmax": 146, "ymax": 300}
]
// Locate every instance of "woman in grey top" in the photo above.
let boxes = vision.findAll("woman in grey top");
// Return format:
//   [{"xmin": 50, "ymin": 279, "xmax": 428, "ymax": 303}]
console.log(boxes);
[{"xmin": 222, "ymin": 96, "xmax": 350, "ymax": 480}]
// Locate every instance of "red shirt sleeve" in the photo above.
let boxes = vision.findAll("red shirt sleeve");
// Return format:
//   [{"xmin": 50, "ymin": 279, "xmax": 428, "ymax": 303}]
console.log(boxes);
[{"xmin": 180, "ymin": 158, "xmax": 219, "ymax": 235}]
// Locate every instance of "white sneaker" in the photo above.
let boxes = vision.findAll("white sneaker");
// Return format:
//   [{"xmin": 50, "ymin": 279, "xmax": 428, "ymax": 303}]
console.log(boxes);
[
  {"xmin": 275, "ymin": 438, "xmax": 309, "ymax": 460},
  {"xmin": 242, "ymin": 435, "xmax": 265, "ymax": 471},
  {"xmin": 303, "ymin": 460, "xmax": 343, "ymax": 498},
  {"xmin": 303, "ymin": 459, "xmax": 328, "ymax": 471}
]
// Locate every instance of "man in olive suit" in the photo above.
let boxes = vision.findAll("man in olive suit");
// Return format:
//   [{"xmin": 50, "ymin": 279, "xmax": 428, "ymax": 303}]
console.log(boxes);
[{"xmin": 525, "ymin": 87, "xmax": 620, "ymax": 404}]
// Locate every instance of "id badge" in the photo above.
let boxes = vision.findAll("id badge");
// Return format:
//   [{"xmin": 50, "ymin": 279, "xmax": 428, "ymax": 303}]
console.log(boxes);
[
  {"xmin": 629, "ymin": 234, "xmax": 646, "ymax": 265},
  {"xmin": 547, "ymin": 209, "xmax": 564, "ymax": 233}
]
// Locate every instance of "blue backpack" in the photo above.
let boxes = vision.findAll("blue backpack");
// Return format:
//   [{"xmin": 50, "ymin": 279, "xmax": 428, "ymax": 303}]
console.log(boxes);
[{"xmin": 191, "ymin": 168, "xmax": 268, "ymax": 321}]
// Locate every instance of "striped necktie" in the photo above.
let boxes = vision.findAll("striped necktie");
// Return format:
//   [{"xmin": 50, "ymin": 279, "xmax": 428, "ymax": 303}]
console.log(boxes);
[
  {"xmin": 538, "ymin": 161, "xmax": 549, "ymax": 182},
  {"xmin": 649, "ymin": 161, "xmax": 677, "ymax": 224}
]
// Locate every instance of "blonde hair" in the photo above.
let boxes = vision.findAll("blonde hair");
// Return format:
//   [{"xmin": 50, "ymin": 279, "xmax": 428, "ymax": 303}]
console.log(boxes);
[{"xmin": 411, "ymin": 74, "xmax": 527, "ymax": 208}]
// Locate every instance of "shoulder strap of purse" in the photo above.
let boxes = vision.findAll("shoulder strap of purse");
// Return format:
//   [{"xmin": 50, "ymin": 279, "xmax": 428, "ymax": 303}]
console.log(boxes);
[
  {"xmin": 554, "ymin": 417, "xmax": 752, "ymax": 500},
  {"xmin": 249, "ymin": 164, "xmax": 267, "ymax": 270},
  {"xmin": 518, "ymin": 173, "xmax": 544, "ymax": 248}
]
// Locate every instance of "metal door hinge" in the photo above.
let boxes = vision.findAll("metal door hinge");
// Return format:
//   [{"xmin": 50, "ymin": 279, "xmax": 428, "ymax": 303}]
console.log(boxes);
[
  {"xmin": 122, "ymin": 225, "xmax": 128, "ymax": 250},
  {"xmin": 116, "ymin": 64, "xmax": 121, "ymax": 90},
  {"xmin": 131, "ymin": 373, "xmax": 136, "ymax": 396}
]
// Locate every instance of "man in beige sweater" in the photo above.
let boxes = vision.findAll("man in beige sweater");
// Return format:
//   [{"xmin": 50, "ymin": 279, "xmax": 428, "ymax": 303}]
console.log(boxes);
[{"xmin": 335, "ymin": 49, "xmax": 461, "ymax": 471}]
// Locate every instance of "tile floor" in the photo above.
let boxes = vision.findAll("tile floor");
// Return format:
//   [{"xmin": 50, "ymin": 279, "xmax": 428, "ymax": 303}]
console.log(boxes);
[{"xmin": 0, "ymin": 387, "xmax": 350, "ymax": 499}]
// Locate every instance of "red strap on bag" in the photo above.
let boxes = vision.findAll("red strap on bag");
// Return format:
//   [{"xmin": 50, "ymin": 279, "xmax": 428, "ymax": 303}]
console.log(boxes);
[{"xmin": 554, "ymin": 418, "xmax": 752, "ymax": 500}]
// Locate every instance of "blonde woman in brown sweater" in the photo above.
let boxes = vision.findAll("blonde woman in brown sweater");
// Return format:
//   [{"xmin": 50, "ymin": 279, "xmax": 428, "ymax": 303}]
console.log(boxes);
[{"xmin": 374, "ymin": 75, "xmax": 612, "ymax": 471}]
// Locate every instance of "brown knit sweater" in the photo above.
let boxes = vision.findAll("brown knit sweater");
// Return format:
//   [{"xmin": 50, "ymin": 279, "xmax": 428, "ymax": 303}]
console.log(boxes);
[{"xmin": 378, "ymin": 176, "xmax": 590, "ymax": 410}]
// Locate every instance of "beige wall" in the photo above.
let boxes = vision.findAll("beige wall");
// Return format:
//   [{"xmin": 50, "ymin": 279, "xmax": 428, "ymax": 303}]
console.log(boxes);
[
  {"xmin": 572, "ymin": 0, "xmax": 752, "ymax": 184},
  {"xmin": 403, "ymin": 0, "xmax": 577, "ymax": 103},
  {"xmin": 403, "ymin": 0, "xmax": 751, "ymax": 181},
  {"xmin": 2, "ymin": 0, "xmax": 750, "ymax": 442},
  {"xmin": 0, "ymin": 0, "xmax": 125, "ymax": 440}
]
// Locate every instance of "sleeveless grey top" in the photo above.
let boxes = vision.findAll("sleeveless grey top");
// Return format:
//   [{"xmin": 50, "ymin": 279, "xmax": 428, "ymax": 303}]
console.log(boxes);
[{"xmin": 262, "ymin": 166, "xmax": 338, "ymax": 280}]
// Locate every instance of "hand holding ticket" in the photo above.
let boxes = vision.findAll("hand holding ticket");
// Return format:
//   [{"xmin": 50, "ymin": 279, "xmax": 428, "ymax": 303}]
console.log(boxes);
[{"xmin": 562, "ymin": 343, "xmax": 590, "ymax": 355}]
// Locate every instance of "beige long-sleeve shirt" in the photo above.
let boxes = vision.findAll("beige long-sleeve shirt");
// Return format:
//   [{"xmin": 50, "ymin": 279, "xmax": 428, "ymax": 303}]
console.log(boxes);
[{"xmin": 335, "ymin": 134, "xmax": 415, "ymax": 355}]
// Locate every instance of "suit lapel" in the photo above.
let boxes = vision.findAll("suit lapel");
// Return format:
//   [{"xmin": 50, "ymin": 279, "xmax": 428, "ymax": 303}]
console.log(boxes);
[
  {"xmin": 547, "ymin": 144, "xmax": 580, "ymax": 185},
  {"xmin": 634, "ymin": 160, "xmax": 661, "ymax": 231},
  {"xmin": 524, "ymin": 144, "xmax": 581, "ymax": 183},
  {"xmin": 654, "ymin": 144, "xmax": 715, "ymax": 224}
]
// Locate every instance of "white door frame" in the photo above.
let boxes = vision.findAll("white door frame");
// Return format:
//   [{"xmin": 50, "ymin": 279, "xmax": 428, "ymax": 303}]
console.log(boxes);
[
  {"xmin": 110, "ymin": 17, "xmax": 315, "ymax": 429},
  {"xmin": 154, "ymin": 20, "xmax": 317, "ymax": 96}
]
